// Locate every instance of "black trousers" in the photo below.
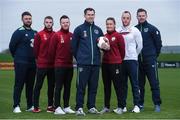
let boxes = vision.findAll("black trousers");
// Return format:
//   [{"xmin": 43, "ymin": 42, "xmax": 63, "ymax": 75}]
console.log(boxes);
[
  {"xmin": 102, "ymin": 63, "xmax": 124, "ymax": 109},
  {"xmin": 138, "ymin": 56, "xmax": 162, "ymax": 106},
  {"xmin": 54, "ymin": 67, "xmax": 73, "ymax": 108},
  {"xmin": 13, "ymin": 62, "xmax": 36, "ymax": 109},
  {"xmin": 75, "ymin": 65, "xmax": 100, "ymax": 110},
  {"xmin": 122, "ymin": 60, "xmax": 140, "ymax": 107},
  {"xmin": 33, "ymin": 68, "xmax": 55, "ymax": 108}
]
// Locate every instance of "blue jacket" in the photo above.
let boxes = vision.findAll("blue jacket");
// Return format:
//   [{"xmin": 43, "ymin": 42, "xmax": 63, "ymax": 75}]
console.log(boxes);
[
  {"xmin": 135, "ymin": 21, "xmax": 162, "ymax": 58},
  {"xmin": 9, "ymin": 26, "xmax": 37, "ymax": 65},
  {"xmin": 72, "ymin": 21, "xmax": 103, "ymax": 66}
]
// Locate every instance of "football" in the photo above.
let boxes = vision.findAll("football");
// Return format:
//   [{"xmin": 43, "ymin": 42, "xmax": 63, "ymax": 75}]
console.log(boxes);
[{"xmin": 97, "ymin": 36, "xmax": 110, "ymax": 50}]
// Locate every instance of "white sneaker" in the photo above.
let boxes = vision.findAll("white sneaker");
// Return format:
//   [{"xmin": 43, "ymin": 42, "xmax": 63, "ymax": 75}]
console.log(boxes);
[
  {"xmin": 63, "ymin": 106, "xmax": 75, "ymax": 114},
  {"xmin": 113, "ymin": 108, "xmax": 123, "ymax": 114},
  {"xmin": 122, "ymin": 107, "xmax": 127, "ymax": 112},
  {"xmin": 26, "ymin": 106, "xmax": 34, "ymax": 112},
  {"xmin": 54, "ymin": 107, "xmax": 66, "ymax": 115},
  {"xmin": 13, "ymin": 106, "xmax": 21, "ymax": 113},
  {"xmin": 76, "ymin": 108, "xmax": 86, "ymax": 116},
  {"xmin": 132, "ymin": 105, "xmax": 140, "ymax": 113},
  {"xmin": 88, "ymin": 107, "xmax": 100, "ymax": 114},
  {"xmin": 100, "ymin": 107, "xmax": 110, "ymax": 114}
]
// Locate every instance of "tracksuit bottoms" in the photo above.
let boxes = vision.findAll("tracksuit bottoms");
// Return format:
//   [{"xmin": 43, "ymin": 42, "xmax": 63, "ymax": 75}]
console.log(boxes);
[
  {"xmin": 101, "ymin": 63, "xmax": 124, "ymax": 109},
  {"xmin": 54, "ymin": 67, "xmax": 73, "ymax": 108},
  {"xmin": 13, "ymin": 62, "xmax": 36, "ymax": 109},
  {"xmin": 138, "ymin": 56, "xmax": 162, "ymax": 106},
  {"xmin": 33, "ymin": 68, "xmax": 55, "ymax": 108},
  {"xmin": 75, "ymin": 65, "xmax": 99, "ymax": 110},
  {"xmin": 122, "ymin": 60, "xmax": 140, "ymax": 107}
]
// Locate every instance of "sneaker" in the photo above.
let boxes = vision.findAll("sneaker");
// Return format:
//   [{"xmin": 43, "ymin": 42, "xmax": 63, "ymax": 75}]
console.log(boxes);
[
  {"xmin": 76, "ymin": 108, "xmax": 86, "ymax": 116},
  {"xmin": 100, "ymin": 107, "xmax": 110, "ymax": 114},
  {"xmin": 122, "ymin": 107, "xmax": 127, "ymax": 112},
  {"xmin": 113, "ymin": 108, "xmax": 123, "ymax": 114},
  {"xmin": 154, "ymin": 105, "xmax": 160, "ymax": 112},
  {"xmin": 26, "ymin": 106, "xmax": 34, "ymax": 112},
  {"xmin": 13, "ymin": 106, "xmax": 21, "ymax": 113},
  {"xmin": 47, "ymin": 106, "xmax": 54, "ymax": 113},
  {"xmin": 88, "ymin": 107, "xmax": 100, "ymax": 114},
  {"xmin": 32, "ymin": 108, "xmax": 41, "ymax": 113},
  {"xmin": 54, "ymin": 107, "xmax": 66, "ymax": 115},
  {"xmin": 132, "ymin": 105, "xmax": 140, "ymax": 113},
  {"xmin": 63, "ymin": 106, "xmax": 75, "ymax": 114},
  {"xmin": 139, "ymin": 105, "xmax": 144, "ymax": 110}
]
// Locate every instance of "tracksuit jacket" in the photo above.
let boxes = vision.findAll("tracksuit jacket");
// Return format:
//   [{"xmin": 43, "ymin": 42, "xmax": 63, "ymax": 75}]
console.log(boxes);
[
  {"xmin": 33, "ymin": 28, "xmax": 55, "ymax": 68},
  {"xmin": 117, "ymin": 26, "xmax": 143, "ymax": 60},
  {"xmin": 135, "ymin": 21, "xmax": 162, "ymax": 58},
  {"xmin": 71, "ymin": 21, "xmax": 103, "ymax": 66},
  {"xmin": 48, "ymin": 28, "xmax": 73, "ymax": 67},
  {"xmin": 9, "ymin": 26, "xmax": 37, "ymax": 64},
  {"xmin": 103, "ymin": 31, "xmax": 125, "ymax": 63}
]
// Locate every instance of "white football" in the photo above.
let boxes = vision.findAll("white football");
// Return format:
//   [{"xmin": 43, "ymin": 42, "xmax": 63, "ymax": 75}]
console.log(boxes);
[{"xmin": 97, "ymin": 36, "xmax": 110, "ymax": 50}]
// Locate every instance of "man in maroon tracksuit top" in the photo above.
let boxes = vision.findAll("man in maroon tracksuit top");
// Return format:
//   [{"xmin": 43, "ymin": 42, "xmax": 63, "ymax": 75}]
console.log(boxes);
[
  {"xmin": 100, "ymin": 17, "xmax": 125, "ymax": 115},
  {"xmin": 33, "ymin": 16, "xmax": 55, "ymax": 113},
  {"xmin": 48, "ymin": 15, "xmax": 75, "ymax": 115}
]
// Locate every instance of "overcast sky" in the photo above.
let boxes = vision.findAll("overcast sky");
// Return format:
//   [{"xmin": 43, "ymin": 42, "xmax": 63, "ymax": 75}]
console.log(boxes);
[{"xmin": 0, "ymin": 0, "xmax": 180, "ymax": 52}]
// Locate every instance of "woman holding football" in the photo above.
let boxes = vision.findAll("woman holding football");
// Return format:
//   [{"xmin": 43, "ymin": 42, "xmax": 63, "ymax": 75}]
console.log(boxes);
[{"xmin": 99, "ymin": 17, "xmax": 125, "ymax": 114}]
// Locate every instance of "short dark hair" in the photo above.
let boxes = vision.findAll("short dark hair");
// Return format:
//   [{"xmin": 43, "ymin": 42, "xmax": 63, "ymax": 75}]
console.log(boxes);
[
  {"xmin": 123, "ymin": 11, "xmax": 131, "ymax": 17},
  {"xmin": 44, "ymin": 16, "xmax": 53, "ymax": 21},
  {"xmin": 137, "ymin": 8, "xmax": 147, "ymax": 15},
  {"xmin": 106, "ymin": 17, "xmax": 116, "ymax": 25},
  {"xmin": 84, "ymin": 7, "xmax": 95, "ymax": 15},
  {"xmin": 21, "ymin": 11, "xmax": 32, "ymax": 18},
  {"xmin": 60, "ymin": 15, "xmax": 69, "ymax": 22}
]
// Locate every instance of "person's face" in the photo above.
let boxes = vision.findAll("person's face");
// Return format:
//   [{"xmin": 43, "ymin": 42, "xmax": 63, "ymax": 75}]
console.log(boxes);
[
  {"xmin": 44, "ymin": 18, "xmax": 53, "ymax": 29},
  {"xmin": 84, "ymin": 10, "xmax": 95, "ymax": 23},
  {"xmin": 137, "ymin": 11, "xmax": 147, "ymax": 24},
  {"xmin": 106, "ymin": 20, "xmax": 115, "ymax": 32},
  {"xmin": 22, "ymin": 15, "xmax": 32, "ymax": 27},
  {"xmin": 60, "ymin": 18, "xmax": 70, "ymax": 30},
  {"xmin": 121, "ymin": 13, "xmax": 131, "ymax": 27}
]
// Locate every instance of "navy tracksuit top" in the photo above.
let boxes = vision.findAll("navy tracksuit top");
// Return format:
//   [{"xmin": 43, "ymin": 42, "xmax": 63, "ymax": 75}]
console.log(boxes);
[
  {"xmin": 72, "ymin": 21, "xmax": 103, "ymax": 66},
  {"xmin": 135, "ymin": 21, "xmax": 162, "ymax": 58},
  {"xmin": 9, "ymin": 26, "xmax": 37, "ymax": 64}
]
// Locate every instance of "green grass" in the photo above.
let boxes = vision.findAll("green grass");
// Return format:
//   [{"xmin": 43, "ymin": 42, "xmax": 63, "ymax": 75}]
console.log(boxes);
[
  {"xmin": 0, "ymin": 69, "xmax": 180, "ymax": 119},
  {"xmin": 0, "ymin": 53, "xmax": 13, "ymax": 62},
  {"xmin": 0, "ymin": 53, "xmax": 180, "ymax": 62}
]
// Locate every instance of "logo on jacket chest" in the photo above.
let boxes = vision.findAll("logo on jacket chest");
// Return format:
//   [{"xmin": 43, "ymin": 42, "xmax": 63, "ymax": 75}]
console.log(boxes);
[
  {"xmin": 60, "ymin": 35, "xmax": 64, "ymax": 43},
  {"xmin": 83, "ymin": 31, "xmax": 87, "ymax": 37},
  {"xmin": 144, "ymin": 28, "xmax": 149, "ymax": 32},
  {"xmin": 43, "ymin": 34, "xmax": 48, "ymax": 40},
  {"xmin": 94, "ymin": 29, "xmax": 99, "ymax": 34},
  {"xmin": 111, "ymin": 37, "xmax": 116, "ymax": 41}
]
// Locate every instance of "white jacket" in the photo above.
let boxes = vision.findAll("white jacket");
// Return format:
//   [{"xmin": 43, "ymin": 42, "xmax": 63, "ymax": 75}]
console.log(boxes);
[{"xmin": 116, "ymin": 26, "xmax": 143, "ymax": 60}]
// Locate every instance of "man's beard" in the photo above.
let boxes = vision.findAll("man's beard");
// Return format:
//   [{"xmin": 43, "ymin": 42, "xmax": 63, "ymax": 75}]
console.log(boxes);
[{"xmin": 23, "ymin": 22, "xmax": 32, "ymax": 28}]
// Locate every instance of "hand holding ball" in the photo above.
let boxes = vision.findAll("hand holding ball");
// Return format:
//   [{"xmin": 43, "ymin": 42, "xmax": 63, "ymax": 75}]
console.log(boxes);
[{"xmin": 97, "ymin": 37, "xmax": 110, "ymax": 50}]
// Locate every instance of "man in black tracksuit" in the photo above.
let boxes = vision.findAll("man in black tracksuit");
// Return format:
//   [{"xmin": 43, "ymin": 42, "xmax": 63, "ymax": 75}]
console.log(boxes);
[
  {"xmin": 9, "ymin": 11, "xmax": 37, "ymax": 113},
  {"xmin": 72, "ymin": 8, "xmax": 103, "ymax": 116},
  {"xmin": 135, "ymin": 8, "xmax": 162, "ymax": 112}
]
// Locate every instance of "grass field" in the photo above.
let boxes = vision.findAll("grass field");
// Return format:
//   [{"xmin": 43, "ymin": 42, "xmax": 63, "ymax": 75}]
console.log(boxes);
[
  {"xmin": 0, "ymin": 69, "xmax": 180, "ymax": 119},
  {"xmin": 1, "ymin": 53, "xmax": 180, "ymax": 62}
]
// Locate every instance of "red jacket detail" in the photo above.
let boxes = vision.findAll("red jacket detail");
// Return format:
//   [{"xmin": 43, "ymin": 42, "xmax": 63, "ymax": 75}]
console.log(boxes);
[
  {"xmin": 34, "ymin": 28, "xmax": 55, "ymax": 68},
  {"xmin": 103, "ymin": 31, "xmax": 125, "ymax": 64},
  {"xmin": 48, "ymin": 29, "xmax": 73, "ymax": 67}
]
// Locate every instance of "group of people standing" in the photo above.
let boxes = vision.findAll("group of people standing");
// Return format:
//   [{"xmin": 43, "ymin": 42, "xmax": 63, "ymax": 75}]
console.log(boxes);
[{"xmin": 9, "ymin": 7, "xmax": 162, "ymax": 116}]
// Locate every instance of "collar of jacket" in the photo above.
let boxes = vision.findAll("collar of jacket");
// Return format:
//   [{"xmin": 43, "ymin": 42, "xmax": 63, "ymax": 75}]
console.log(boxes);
[
  {"xmin": 23, "ymin": 25, "xmax": 32, "ymax": 31},
  {"xmin": 107, "ymin": 30, "xmax": 116, "ymax": 35},
  {"xmin": 43, "ymin": 27, "xmax": 53, "ymax": 33},
  {"xmin": 60, "ymin": 28, "xmax": 69, "ymax": 33},
  {"xmin": 138, "ymin": 20, "xmax": 148, "ymax": 26},
  {"xmin": 84, "ymin": 20, "xmax": 94, "ymax": 26}
]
